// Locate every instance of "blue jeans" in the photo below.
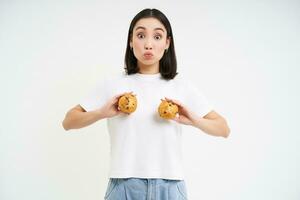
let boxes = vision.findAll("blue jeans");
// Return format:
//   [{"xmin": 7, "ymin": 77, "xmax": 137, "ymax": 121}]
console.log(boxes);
[{"xmin": 104, "ymin": 178, "xmax": 188, "ymax": 200}]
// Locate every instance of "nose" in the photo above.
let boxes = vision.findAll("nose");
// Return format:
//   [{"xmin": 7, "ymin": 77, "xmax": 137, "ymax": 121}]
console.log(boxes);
[{"xmin": 144, "ymin": 39, "xmax": 153, "ymax": 50}]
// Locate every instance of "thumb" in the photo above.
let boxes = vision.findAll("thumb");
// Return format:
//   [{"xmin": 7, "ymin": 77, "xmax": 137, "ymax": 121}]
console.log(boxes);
[{"xmin": 171, "ymin": 114, "xmax": 180, "ymax": 122}]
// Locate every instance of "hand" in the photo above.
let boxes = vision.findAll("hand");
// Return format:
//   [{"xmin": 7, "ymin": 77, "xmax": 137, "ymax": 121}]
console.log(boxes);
[
  {"xmin": 99, "ymin": 92, "xmax": 133, "ymax": 118},
  {"xmin": 164, "ymin": 97, "xmax": 199, "ymax": 126}
]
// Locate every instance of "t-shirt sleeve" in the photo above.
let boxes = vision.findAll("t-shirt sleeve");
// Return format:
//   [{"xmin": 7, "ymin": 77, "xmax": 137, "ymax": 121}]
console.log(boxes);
[
  {"xmin": 79, "ymin": 78, "xmax": 110, "ymax": 112},
  {"xmin": 183, "ymin": 80, "xmax": 214, "ymax": 118}
]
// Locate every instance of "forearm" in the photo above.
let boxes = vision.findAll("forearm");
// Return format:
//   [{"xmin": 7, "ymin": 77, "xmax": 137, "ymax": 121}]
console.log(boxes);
[
  {"xmin": 62, "ymin": 109, "xmax": 105, "ymax": 130},
  {"xmin": 192, "ymin": 117, "xmax": 230, "ymax": 138}
]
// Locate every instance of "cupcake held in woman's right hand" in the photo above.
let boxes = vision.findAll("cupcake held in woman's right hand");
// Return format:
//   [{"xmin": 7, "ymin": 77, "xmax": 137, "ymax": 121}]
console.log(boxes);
[{"xmin": 118, "ymin": 93, "xmax": 137, "ymax": 114}]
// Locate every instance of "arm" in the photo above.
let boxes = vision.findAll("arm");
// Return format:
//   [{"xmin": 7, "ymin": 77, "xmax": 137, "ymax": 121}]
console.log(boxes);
[
  {"xmin": 165, "ymin": 97, "xmax": 230, "ymax": 138},
  {"xmin": 62, "ymin": 93, "xmax": 127, "ymax": 131},
  {"xmin": 192, "ymin": 111, "xmax": 230, "ymax": 138},
  {"xmin": 62, "ymin": 105, "xmax": 105, "ymax": 131}
]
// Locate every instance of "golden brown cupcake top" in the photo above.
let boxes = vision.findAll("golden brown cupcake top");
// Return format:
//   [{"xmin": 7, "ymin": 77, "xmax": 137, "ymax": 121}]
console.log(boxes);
[
  {"xmin": 158, "ymin": 100, "xmax": 178, "ymax": 119},
  {"xmin": 118, "ymin": 93, "xmax": 137, "ymax": 114}
]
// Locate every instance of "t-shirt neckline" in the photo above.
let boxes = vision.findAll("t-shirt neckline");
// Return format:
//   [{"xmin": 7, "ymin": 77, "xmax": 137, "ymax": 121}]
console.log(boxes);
[{"xmin": 134, "ymin": 72, "xmax": 162, "ymax": 81}]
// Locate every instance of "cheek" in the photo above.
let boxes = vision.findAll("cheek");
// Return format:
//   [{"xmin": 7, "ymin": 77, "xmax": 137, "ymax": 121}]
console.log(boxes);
[
  {"xmin": 133, "ymin": 40, "xmax": 143, "ymax": 49},
  {"xmin": 132, "ymin": 41, "xmax": 143, "ymax": 58},
  {"xmin": 158, "ymin": 42, "xmax": 167, "ymax": 51},
  {"xmin": 157, "ymin": 44, "xmax": 166, "ymax": 55}
]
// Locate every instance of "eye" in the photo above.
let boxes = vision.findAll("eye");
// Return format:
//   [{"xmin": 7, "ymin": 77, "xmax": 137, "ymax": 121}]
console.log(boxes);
[
  {"xmin": 154, "ymin": 34, "xmax": 162, "ymax": 40},
  {"xmin": 137, "ymin": 33, "xmax": 145, "ymax": 39}
]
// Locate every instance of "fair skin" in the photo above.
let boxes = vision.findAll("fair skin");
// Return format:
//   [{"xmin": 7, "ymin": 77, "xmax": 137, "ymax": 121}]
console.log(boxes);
[
  {"xmin": 62, "ymin": 17, "xmax": 230, "ymax": 138},
  {"xmin": 130, "ymin": 17, "xmax": 170, "ymax": 74}
]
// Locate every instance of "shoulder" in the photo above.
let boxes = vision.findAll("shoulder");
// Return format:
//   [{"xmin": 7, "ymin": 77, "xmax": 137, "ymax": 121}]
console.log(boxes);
[
  {"xmin": 171, "ymin": 73, "xmax": 194, "ymax": 88},
  {"xmin": 98, "ymin": 71, "xmax": 129, "ymax": 85},
  {"xmin": 172, "ymin": 74, "xmax": 207, "ymax": 96}
]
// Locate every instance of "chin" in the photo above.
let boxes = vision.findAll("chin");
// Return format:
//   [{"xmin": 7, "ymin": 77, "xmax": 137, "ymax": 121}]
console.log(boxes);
[{"xmin": 139, "ymin": 60, "xmax": 157, "ymax": 66}]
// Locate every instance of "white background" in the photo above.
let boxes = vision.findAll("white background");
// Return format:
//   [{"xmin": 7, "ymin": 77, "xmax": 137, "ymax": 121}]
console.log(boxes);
[{"xmin": 1, "ymin": 0, "xmax": 299, "ymax": 199}]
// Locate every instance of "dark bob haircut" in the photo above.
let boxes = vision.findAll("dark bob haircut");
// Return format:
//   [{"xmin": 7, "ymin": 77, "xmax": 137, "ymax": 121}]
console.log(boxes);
[{"xmin": 124, "ymin": 8, "xmax": 178, "ymax": 80}]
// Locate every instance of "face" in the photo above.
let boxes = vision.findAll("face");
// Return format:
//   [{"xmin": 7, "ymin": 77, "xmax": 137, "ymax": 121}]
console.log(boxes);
[{"xmin": 130, "ymin": 17, "xmax": 170, "ymax": 70}]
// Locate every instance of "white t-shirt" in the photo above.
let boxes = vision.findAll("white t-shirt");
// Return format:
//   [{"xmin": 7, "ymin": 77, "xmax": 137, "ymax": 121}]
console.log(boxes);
[{"xmin": 80, "ymin": 72, "xmax": 213, "ymax": 180}]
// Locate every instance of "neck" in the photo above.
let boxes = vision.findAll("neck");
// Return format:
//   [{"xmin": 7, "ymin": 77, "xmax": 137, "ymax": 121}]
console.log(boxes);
[{"xmin": 137, "ymin": 61, "xmax": 159, "ymax": 74}]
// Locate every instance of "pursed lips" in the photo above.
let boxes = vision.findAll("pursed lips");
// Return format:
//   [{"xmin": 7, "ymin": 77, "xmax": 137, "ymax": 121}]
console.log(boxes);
[
  {"xmin": 143, "ymin": 52, "xmax": 154, "ymax": 59},
  {"xmin": 143, "ymin": 52, "xmax": 153, "ymax": 56}
]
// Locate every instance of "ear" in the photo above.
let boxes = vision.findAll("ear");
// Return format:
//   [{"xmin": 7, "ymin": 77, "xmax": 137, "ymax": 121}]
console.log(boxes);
[
  {"xmin": 166, "ymin": 36, "xmax": 171, "ymax": 49},
  {"xmin": 130, "ymin": 34, "xmax": 133, "ymax": 48}
]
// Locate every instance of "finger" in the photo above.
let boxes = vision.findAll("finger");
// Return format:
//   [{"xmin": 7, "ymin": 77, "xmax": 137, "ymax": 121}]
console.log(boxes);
[
  {"xmin": 171, "ymin": 116, "xmax": 180, "ymax": 123},
  {"xmin": 165, "ymin": 97, "xmax": 174, "ymax": 102},
  {"xmin": 116, "ymin": 110, "xmax": 123, "ymax": 115},
  {"xmin": 114, "ymin": 91, "xmax": 132, "ymax": 99},
  {"xmin": 165, "ymin": 97, "xmax": 183, "ymax": 107},
  {"xmin": 112, "ymin": 98, "xmax": 119, "ymax": 105},
  {"xmin": 114, "ymin": 93, "xmax": 125, "ymax": 99},
  {"xmin": 129, "ymin": 91, "xmax": 137, "ymax": 96},
  {"xmin": 164, "ymin": 97, "xmax": 176, "ymax": 105},
  {"xmin": 123, "ymin": 91, "xmax": 137, "ymax": 96}
]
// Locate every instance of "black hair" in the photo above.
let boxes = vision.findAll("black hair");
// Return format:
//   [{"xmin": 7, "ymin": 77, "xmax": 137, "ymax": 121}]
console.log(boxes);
[{"xmin": 124, "ymin": 8, "xmax": 178, "ymax": 80}]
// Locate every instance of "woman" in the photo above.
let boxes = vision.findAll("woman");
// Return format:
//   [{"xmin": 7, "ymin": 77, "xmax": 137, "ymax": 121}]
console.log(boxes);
[{"xmin": 62, "ymin": 8, "xmax": 230, "ymax": 200}]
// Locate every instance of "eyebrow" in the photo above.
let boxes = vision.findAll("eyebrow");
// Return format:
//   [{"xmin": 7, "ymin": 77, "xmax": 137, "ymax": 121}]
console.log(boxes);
[{"xmin": 134, "ymin": 26, "xmax": 165, "ymax": 32}]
